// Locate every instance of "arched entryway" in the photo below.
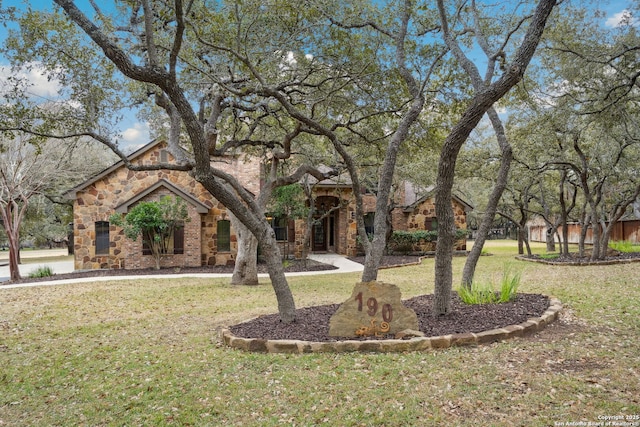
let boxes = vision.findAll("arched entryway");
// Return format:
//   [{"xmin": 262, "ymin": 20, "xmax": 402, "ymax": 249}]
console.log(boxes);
[{"xmin": 312, "ymin": 196, "xmax": 340, "ymax": 253}]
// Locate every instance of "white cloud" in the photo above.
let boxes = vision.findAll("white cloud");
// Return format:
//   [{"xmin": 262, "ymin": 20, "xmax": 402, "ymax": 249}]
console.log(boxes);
[
  {"xmin": 120, "ymin": 121, "xmax": 150, "ymax": 149},
  {"xmin": 23, "ymin": 67, "xmax": 61, "ymax": 98},
  {"xmin": 606, "ymin": 9, "xmax": 638, "ymax": 28},
  {"xmin": 0, "ymin": 62, "xmax": 61, "ymax": 99}
]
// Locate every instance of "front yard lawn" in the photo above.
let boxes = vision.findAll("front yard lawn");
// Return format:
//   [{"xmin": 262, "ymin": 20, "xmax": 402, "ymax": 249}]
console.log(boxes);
[{"xmin": 1, "ymin": 241, "xmax": 638, "ymax": 426}]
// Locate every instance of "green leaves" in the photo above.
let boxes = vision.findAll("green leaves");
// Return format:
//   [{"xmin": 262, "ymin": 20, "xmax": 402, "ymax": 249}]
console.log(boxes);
[
  {"xmin": 109, "ymin": 196, "xmax": 189, "ymax": 268},
  {"xmin": 270, "ymin": 184, "xmax": 308, "ymax": 219}
]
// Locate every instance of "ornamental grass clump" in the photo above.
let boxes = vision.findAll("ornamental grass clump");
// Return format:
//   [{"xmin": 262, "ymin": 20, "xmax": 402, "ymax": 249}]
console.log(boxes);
[
  {"xmin": 499, "ymin": 267, "xmax": 521, "ymax": 302},
  {"xmin": 458, "ymin": 266, "xmax": 521, "ymax": 304},
  {"xmin": 27, "ymin": 265, "xmax": 54, "ymax": 278}
]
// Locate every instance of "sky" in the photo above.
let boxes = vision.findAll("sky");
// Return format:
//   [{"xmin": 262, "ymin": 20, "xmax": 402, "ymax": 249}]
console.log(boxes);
[
  {"xmin": 0, "ymin": 0, "xmax": 151, "ymax": 152},
  {"xmin": 0, "ymin": 0, "xmax": 636, "ymax": 152}
]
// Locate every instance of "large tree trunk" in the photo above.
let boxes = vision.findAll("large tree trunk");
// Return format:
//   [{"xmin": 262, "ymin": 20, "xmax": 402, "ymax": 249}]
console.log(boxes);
[
  {"xmin": 361, "ymin": 96, "xmax": 425, "ymax": 282},
  {"xmin": 194, "ymin": 172, "xmax": 296, "ymax": 322},
  {"xmin": 7, "ymin": 235, "xmax": 21, "ymax": 282},
  {"xmin": 1, "ymin": 202, "xmax": 23, "ymax": 281},
  {"xmin": 53, "ymin": 0, "xmax": 298, "ymax": 323},
  {"xmin": 518, "ymin": 232, "xmax": 524, "ymax": 255},
  {"xmin": 545, "ymin": 227, "xmax": 556, "ymax": 252},
  {"xmin": 559, "ymin": 171, "xmax": 573, "ymax": 255},
  {"xmin": 259, "ymin": 230, "xmax": 297, "ymax": 323},
  {"xmin": 589, "ymin": 206, "xmax": 601, "ymax": 261},
  {"xmin": 523, "ymin": 230, "xmax": 532, "ymax": 256},
  {"xmin": 359, "ymin": 1, "xmax": 426, "ymax": 282},
  {"xmin": 229, "ymin": 212, "xmax": 259, "ymax": 286}
]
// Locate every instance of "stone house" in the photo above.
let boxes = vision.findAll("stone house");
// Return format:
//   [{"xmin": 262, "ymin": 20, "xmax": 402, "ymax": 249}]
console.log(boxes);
[
  {"xmin": 66, "ymin": 140, "xmax": 470, "ymax": 270},
  {"xmin": 65, "ymin": 139, "xmax": 260, "ymax": 270}
]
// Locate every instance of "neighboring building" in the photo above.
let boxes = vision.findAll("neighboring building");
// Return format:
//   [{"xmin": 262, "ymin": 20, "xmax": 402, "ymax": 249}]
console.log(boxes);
[
  {"xmin": 528, "ymin": 216, "xmax": 640, "ymax": 244},
  {"xmin": 66, "ymin": 140, "xmax": 470, "ymax": 271}
]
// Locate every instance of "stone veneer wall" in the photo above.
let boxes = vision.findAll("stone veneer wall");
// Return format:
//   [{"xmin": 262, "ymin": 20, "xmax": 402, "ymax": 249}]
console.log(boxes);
[
  {"xmin": 290, "ymin": 192, "xmax": 469, "ymax": 258},
  {"xmin": 291, "ymin": 187, "xmax": 358, "ymax": 258},
  {"xmin": 72, "ymin": 144, "xmax": 258, "ymax": 270},
  {"xmin": 118, "ymin": 187, "xmax": 202, "ymax": 270},
  {"xmin": 392, "ymin": 198, "xmax": 467, "ymax": 232},
  {"xmin": 392, "ymin": 198, "xmax": 468, "ymax": 250}
]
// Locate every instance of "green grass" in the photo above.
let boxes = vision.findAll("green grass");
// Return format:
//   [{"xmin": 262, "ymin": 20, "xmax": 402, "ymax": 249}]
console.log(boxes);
[
  {"xmin": 609, "ymin": 240, "xmax": 640, "ymax": 253},
  {"xmin": 1, "ymin": 240, "xmax": 639, "ymax": 426}
]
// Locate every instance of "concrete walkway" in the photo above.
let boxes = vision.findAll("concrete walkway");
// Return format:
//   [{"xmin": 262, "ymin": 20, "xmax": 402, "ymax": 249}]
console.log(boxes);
[{"xmin": 0, "ymin": 253, "xmax": 363, "ymax": 290}]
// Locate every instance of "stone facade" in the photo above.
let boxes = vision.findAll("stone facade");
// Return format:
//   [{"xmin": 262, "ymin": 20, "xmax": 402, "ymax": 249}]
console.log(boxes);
[
  {"xmin": 67, "ymin": 140, "xmax": 260, "ymax": 270},
  {"xmin": 67, "ymin": 140, "xmax": 470, "ymax": 271},
  {"xmin": 392, "ymin": 196, "xmax": 469, "ymax": 251}
]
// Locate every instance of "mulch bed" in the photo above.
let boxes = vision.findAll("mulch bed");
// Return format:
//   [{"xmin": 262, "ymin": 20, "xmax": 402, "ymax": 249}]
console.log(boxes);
[
  {"xmin": 229, "ymin": 293, "xmax": 550, "ymax": 342},
  {"xmin": 348, "ymin": 255, "xmax": 424, "ymax": 266},
  {"xmin": 522, "ymin": 251, "xmax": 640, "ymax": 264},
  {"xmin": 4, "ymin": 258, "xmax": 338, "ymax": 285},
  {"xmin": 6, "ymin": 255, "xmax": 423, "ymax": 285}
]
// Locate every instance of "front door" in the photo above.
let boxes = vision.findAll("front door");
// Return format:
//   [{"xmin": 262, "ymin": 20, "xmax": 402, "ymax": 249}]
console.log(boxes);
[{"xmin": 312, "ymin": 217, "xmax": 327, "ymax": 252}]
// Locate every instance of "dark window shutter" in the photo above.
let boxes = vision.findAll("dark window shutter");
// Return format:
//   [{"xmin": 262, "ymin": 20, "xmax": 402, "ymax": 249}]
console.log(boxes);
[
  {"xmin": 288, "ymin": 219, "xmax": 296, "ymax": 243},
  {"xmin": 174, "ymin": 226, "xmax": 184, "ymax": 254}
]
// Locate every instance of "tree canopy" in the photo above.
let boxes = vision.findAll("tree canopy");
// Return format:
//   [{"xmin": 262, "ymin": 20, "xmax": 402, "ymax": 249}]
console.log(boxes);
[{"xmin": 6, "ymin": 0, "xmax": 640, "ymax": 319}]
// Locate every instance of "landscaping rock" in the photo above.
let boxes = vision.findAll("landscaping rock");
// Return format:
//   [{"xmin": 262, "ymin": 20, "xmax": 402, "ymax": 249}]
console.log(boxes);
[{"xmin": 328, "ymin": 281, "xmax": 419, "ymax": 337}]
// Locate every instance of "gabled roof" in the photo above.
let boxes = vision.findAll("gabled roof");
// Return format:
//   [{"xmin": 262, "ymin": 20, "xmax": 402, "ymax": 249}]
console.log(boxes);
[
  {"xmin": 64, "ymin": 139, "xmax": 164, "ymax": 198},
  {"xmin": 403, "ymin": 187, "xmax": 473, "ymax": 213},
  {"xmin": 304, "ymin": 165, "xmax": 353, "ymax": 188},
  {"xmin": 114, "ymin": 179, "xmax": 209, "ymax": 214}
]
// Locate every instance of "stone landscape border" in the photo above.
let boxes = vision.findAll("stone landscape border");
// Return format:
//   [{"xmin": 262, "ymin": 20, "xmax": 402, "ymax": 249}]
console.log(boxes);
[
  {"xmin": 220, "ymin": 296, "xmax": 562, "ymax": 354},
  {"xmin": 515, "ymin": 255, "xmax": 640, "ymax": 266}
]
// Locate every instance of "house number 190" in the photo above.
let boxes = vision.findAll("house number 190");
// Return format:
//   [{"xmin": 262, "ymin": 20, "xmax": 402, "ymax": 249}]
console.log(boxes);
[{"xmin": 354, "ymin": 292, "xmax": 393, "ymax": 322}]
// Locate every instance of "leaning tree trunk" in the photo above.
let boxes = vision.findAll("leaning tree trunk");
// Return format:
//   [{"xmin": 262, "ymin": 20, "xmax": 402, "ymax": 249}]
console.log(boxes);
[
  {"xmin": 259, "ymin": 229, "xmax": 297, "ymax": 323},
  {"xmin": 229, "ymin": 212, "xmax": 259, "ymax": 286},
  {"xmin": 578, "ymin": 208, "xmax": 589, "ymax": 257},
  {"xmin": 195, "ymin": 170, "xmax": 297, "ymax": 322},
  {"xmin": 523, "ymin": 230, "xmax": 532, "ymax": 256},
  {"xmin": 461, "ymin": 107, "xmax": 512, "ymax": 288},
  {"xmin": 361, "ymin": 96, "xmax": 424, "ymax": 283}
]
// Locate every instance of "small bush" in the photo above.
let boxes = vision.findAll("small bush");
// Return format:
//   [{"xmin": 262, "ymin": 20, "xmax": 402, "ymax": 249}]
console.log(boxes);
[
  {"xmin": 28, "ymin": 265, "xmax": 54, "ymax": 278},
  {"xmin": 387, "ymin": 229, "xmax": 467, "ymax": 253}
]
